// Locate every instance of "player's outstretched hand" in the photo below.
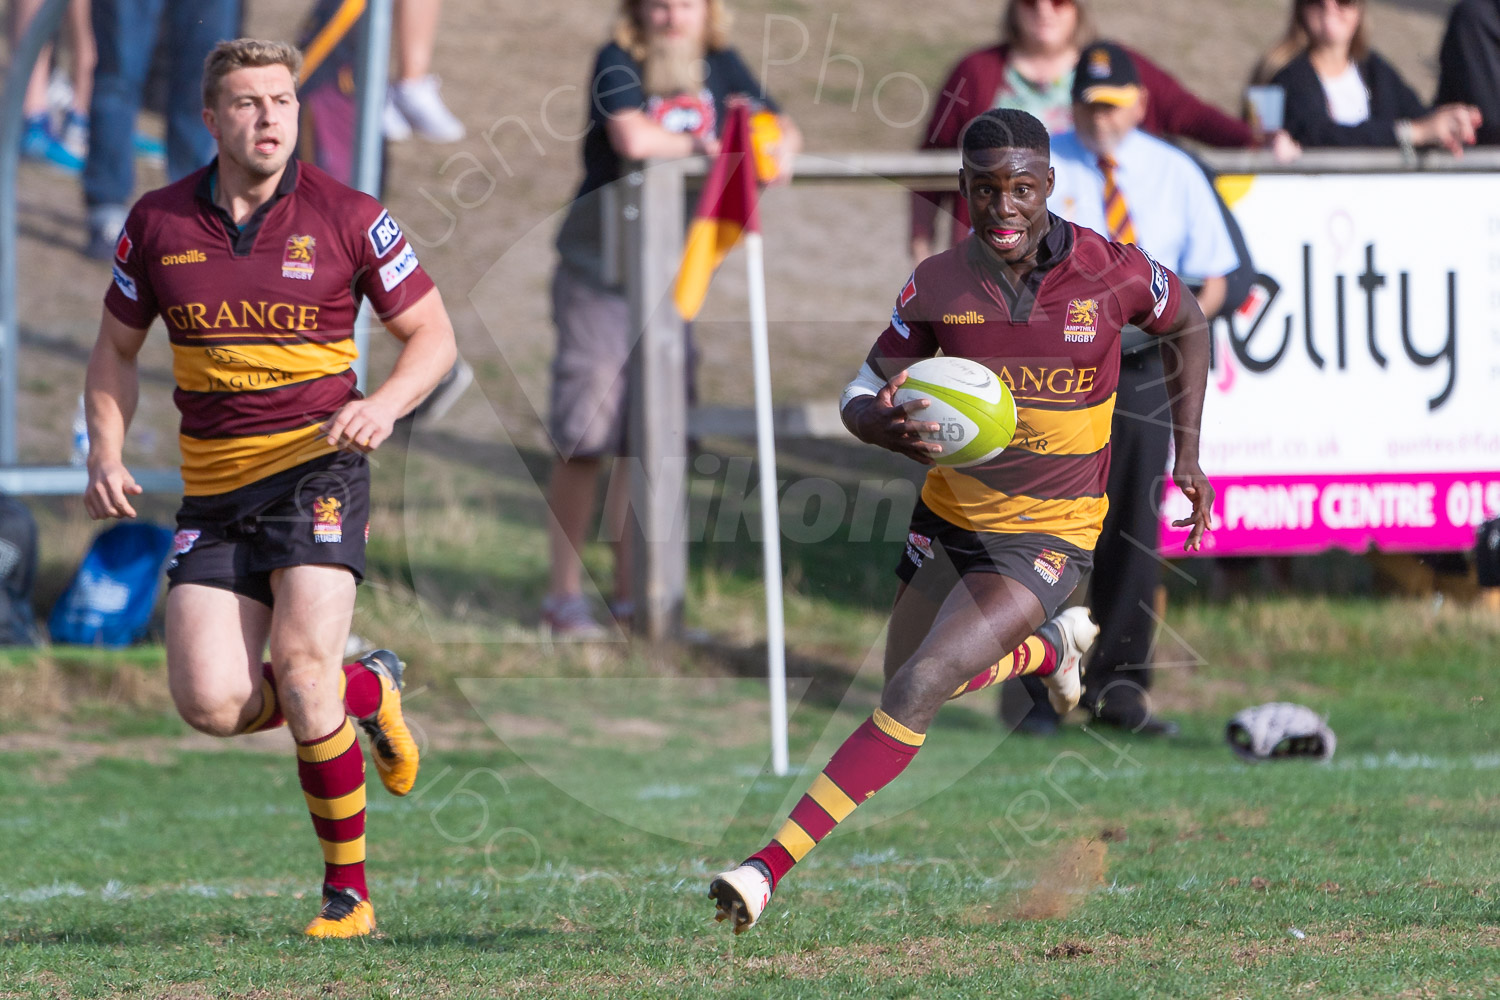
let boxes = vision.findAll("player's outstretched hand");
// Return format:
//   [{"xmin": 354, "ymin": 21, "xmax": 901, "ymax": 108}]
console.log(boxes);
[
  {"xmin": 84, "ymin": 458, "xmax": 142, "ymax": 519},
  {"xmin": 851, "ymin": 370, "xmax": 944, "ymax": 465},
  {"xmin": 324, "ymin": 398, "xmax": 399, "ymax": 453},
  {"xmin": 1171, "ymin": 458, "xmax": 1215, "ymax": 551}
]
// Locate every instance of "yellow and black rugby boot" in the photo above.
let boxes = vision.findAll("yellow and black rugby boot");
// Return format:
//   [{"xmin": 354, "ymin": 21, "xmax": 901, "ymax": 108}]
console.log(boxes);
[
  {"xmin": 303, "ymin": 885, "xmax": 376, "ymax": 939},
  {"xmin": 355, "ymin": 649, "xmax": 420, "ymax": 796}
]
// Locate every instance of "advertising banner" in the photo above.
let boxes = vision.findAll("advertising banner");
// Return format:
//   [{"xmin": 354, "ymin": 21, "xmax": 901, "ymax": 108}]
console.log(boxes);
[{"xmin": 1158, "ymin": 173, "xmax": 1500, "ymax": 555}]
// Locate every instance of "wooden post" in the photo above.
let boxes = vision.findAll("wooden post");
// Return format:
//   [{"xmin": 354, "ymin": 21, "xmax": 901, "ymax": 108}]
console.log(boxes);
[{"xmin": 624, "ymin": 161, "xmax": 689, "ymax": 640}]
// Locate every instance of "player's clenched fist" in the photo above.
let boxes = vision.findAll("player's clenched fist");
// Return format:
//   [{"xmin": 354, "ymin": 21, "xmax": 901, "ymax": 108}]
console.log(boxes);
[
  {"xmin": 84, "ymin": 458, "xmax": 143, "ymax": 519},
  {"xmin": 323, "ymin": 398, "xmax": 399, "ymax": 453}
]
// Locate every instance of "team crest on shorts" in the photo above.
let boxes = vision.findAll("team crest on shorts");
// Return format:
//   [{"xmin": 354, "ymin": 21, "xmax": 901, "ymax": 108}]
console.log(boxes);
[
  {"xmin": 906, "ymin": 531, "xmax": 934, "ymax": 568},
  {"xmin": 282, "ymin": 235, "xmax": 316, "ymax": 280},
  {"xmin": 1033, "ymin": 549, "xmax": 1068, "ymax": 586},
  {"xmin": 313, "ymin": 496, "xmax": 343, "ymax": 543},
  {"xmin": 1063, "ymin": 298, "xmax": 1099, "ymax": 342}
]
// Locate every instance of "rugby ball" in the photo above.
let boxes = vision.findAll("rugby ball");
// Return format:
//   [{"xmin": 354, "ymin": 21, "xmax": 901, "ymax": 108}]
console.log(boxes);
[{"xmin": 892, "ymin": 356, "xmax": 1016, "ymax": 468}]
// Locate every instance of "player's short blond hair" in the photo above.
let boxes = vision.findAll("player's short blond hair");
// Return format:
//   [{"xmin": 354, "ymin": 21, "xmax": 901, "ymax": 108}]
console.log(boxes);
[{"xmin": 202, "ymin": 38, "xmax": 303, "ymax": 109}]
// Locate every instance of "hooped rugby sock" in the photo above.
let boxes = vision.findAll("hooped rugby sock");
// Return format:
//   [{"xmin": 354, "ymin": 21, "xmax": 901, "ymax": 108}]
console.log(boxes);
[
  {"xmin": 340, "ymin": 660, "xmax": 384, "ymax": 719},
  {"xmin": 749, "ymin": 709, "xmax": 925, "ymax": 889},
  {"xmin": 243, "ymin": 663, "xmax": 286, "ymax": 733},
  {"xmin": 948, "ymin": 634, "xmax": 1059, "ymax": 700},
  {"xmin": 297, "ymin": 719, "xmax": 368, "ymax": 897},
  {"xmin": 249, "ymin": 661, "xmax": 385, "ymax": 732}
]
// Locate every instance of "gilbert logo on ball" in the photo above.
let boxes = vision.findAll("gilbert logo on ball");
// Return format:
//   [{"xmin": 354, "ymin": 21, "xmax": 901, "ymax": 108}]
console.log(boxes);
[{"xmin": 892, "ymin": 356, "xmax": 1017, "ymax": 468}]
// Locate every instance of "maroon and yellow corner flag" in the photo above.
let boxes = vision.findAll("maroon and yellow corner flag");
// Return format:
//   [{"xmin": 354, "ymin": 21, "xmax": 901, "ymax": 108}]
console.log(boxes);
[{"xmin": 673, "ymin": 104, "xmax": 761, "ymax": 321}]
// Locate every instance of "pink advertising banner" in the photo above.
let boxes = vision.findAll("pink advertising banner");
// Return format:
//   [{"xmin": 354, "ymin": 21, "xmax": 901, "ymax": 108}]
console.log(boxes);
[
  {"xmin": 1153, "ymin": 173, "xmax": 1500, "ymax": 556},
  {"xmin": 1159, "ymin": 472, "xmax": 1500, "ymax": 556}
]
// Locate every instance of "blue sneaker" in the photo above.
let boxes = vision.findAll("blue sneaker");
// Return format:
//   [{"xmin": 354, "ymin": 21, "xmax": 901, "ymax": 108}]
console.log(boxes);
[
  {"xmin": 60, "ymin": 110, "xmax": 88, "ymax": 161},
  {"xmin": 20, "ymin": 115, "xmax": 82, "ymax": 173},
  {"xmin": 132, "ymin": 132, "xmax": 165, "ymax": 164}
]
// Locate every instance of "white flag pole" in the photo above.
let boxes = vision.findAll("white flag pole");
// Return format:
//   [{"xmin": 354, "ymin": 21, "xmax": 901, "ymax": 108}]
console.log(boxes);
[{"xmin": 744, "ymin": 230, "xmax": 789, "ymax": 777}]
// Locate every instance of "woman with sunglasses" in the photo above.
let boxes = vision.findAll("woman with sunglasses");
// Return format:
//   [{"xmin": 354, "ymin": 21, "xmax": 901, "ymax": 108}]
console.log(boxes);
[
  {"xmin": 911, "ymin": 0, "xmax": 1276, "ymax": 261},
  {"xmin": 1254, "ymin": 0, "xmax": 1481, "ymax": 153}
]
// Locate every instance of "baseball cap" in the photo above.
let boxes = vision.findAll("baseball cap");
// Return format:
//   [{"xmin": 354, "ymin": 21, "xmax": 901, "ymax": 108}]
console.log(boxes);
[{"xmin": 1072, "ymin": 41, "xmax": 1141, "ymax": 107}]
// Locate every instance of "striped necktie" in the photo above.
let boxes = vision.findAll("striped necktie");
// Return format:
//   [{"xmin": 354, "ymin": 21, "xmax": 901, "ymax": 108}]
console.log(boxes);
[{"xmin": 1099, "ymin": 155, "xmax": 1136, "ymax": 245}]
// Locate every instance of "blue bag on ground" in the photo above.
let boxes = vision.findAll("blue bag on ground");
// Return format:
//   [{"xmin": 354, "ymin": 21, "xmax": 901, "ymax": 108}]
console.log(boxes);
[{"xmin": 49, "ymin": 523, "xmax": 175, "ymax": 647}]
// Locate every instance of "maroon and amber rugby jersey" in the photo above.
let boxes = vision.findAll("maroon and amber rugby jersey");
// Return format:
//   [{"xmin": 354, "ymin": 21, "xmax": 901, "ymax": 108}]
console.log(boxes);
[
  {"xmin": 872, "ymin": 219, "xmax": 1184, "ymax": 549},
  {"xmin": 105, "ymin": 159, "xmax": 435, "ymax": 496}
]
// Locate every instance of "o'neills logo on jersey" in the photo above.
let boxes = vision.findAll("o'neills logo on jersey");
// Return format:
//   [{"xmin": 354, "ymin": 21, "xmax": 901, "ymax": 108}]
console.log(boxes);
[
  {"xmin": 942, "ymin": 310, "xmax": 985, "ymax": 324},
  {"xmin": 996, "ymin": 365, "xmax": 1099, "ymax": 396},
  {"xmin": 1033, "ymin": 549, "xmax": 1068, "ymax": 586},
  {"xmin": 1063, "ymin": 298, "xmax": 1099, "ymax": 342},
  {"xmin": 282, "ymin": 235, "xmax": 316, "ymax": 280},
  {"xmin": 161, "ymin": 249, "xmax": 207, "ymax": 266}
]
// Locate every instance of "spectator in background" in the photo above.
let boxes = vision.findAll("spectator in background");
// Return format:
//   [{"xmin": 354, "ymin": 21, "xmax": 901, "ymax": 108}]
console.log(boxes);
[
  {"xmin": 1254, "ymin": 0, "xmax": 1481, "ymax": 154},
  {"xmin": 83, "ymin": 0, "xmax": 240, "ymax": 259},
  {"xmin": 383, "ymin": 0, "xmax": 464, "ymax": 142},
  {"xmin": 1436, "ymin": 0, "xmax": 1500, "ymax": 146},
  {"xmin": 543, "ymin": 0, "xmax": 800, "ymax": 636},
  {"xmin": 911, "ymin": 0, "xmax": 1294, "ymax": 262},
  {"xmin": 10, "ymin": 0, "xmax": 95, "ymax": 172},
  {"xmin": 1001, "ymin": 42, "xmax": 1239, "ymax": 737}
]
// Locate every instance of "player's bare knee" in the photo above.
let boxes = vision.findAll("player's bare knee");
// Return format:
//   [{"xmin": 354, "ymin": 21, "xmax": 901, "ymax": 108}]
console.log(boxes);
[
  {"xmin": 883, "ymin": 656, "xmax": 957, "ymax": 725},
  {"xmin": 174, "ymin": 694, "xmax": 246, "ymax": 738},
  {"xmin": 271, "ymin": 653, "xmax": 340, "ymax": 699}
]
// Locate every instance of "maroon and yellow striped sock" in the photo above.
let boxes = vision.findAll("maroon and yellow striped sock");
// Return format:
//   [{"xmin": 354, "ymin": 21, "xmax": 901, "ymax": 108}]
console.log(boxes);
[
  {"xmin": 242, "ymin": 662, "xmax": 286, "ymax": 733},
  {"xmin": 244, "ymin": 661, "xmax": 385, "ymax": 734},
  {"xmin": 948, "ymin": 634, "xmax": 1059, "ymax": 701},
  {"xmin": 296, "ymin": 719, "xmax": 368, "ymax": 896},
  {"xmin": 749, "ymin": 708, "xmax": 925, "ymax": 889}
]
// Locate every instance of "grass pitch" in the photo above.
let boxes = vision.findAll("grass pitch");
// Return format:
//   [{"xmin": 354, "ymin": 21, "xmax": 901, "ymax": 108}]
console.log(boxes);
[{"xmin": 1, "ymin": 597, "xmax": 1497, "ymax": 999}]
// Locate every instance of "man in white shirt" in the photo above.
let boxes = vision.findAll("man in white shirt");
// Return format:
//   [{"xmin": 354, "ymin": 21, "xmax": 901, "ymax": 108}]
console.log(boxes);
[{"xmin": 1003, "ymin": 41, "xmax": 1239, "ymax": 738}]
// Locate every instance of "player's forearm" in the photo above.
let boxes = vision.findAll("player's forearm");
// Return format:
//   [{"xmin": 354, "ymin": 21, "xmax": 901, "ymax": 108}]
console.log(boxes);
[
  {"xmin": 84, "ymin": 337, "xmax": 138, "ymax": 465},
  {"xmin": 367, "ymin": 319, "xmax": 458, "ymax": 419},
  {"xmin": 1161, "ymin": 311, "xmax": 1211, "ymax": 463}
]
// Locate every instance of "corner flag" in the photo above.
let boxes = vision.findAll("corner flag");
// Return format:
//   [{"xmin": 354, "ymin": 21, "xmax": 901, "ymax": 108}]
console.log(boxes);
[{"xmin": 673, "ymin": 103, "xmax": 760, "ymax": 321}]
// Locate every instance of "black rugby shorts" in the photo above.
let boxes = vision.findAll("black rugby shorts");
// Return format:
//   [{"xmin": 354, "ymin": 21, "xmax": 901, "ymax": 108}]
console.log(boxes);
[{"xmin": 166, "ymin": 450, "xmax": 370, "ymax": 607}]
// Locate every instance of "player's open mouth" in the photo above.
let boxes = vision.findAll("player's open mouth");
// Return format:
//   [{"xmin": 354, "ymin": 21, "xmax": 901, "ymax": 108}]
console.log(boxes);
[
  {"xmin": 255, "ymin": 138, "xmax": 280, "ymax": 154},
  {"xmin": 987, "ymin": 228, "xmax": 1023, "ymax": 251}
]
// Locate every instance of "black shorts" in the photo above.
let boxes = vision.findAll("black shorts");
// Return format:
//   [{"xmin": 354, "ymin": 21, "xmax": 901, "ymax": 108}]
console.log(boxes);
[
  {"xmin": 166, "ymin": 451, "xmax": 370, "ymax": 607},
  {"xmin": 895, "ymin": 499, "xmax": 1092, "ymax": 618}
]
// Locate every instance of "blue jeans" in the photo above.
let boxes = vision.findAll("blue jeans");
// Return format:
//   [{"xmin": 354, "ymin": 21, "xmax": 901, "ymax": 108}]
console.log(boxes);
[{"xmin": 84, "ymin": 0, "xmax": 241, "ymax": 210}]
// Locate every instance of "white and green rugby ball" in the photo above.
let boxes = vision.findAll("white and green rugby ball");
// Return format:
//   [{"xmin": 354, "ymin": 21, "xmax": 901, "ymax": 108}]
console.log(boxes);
[{"xmin": 892, "ymin": 356, "xmax": 1017, "ymax": 468}]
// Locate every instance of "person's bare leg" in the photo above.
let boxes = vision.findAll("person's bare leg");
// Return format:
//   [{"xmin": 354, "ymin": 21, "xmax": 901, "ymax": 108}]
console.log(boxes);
[
  {"xmin": 12, "ymin": 0, "xmax": 55, "ymax": 118},
  {"xmin": 547, "ymin": 456, "xmax": 602, "ymax": 601},
  {"xmin": 66, "ymin": 0, "xmax": 94, "ymax": 112},
  {"xmin": 393, "ymin": 0, "xmax": 440, "ymax": 81},
  {"xmin": 712, "ymin": 575, "xmax": 1046, "ymax": 931},
  {"xmin": 164, "ymin": 584, "xmax": 273, "ymax": 736},
  {"xmin": 880, "ymin": 574, "xmax": 1045, "ymax": 733},
  {"xmin": 267, "ymin": 566, "xmax": 354, "ymax": 742},
  {"xmin": 603, "ymin": 457, "xmax": 633, "ymax": 607}
]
